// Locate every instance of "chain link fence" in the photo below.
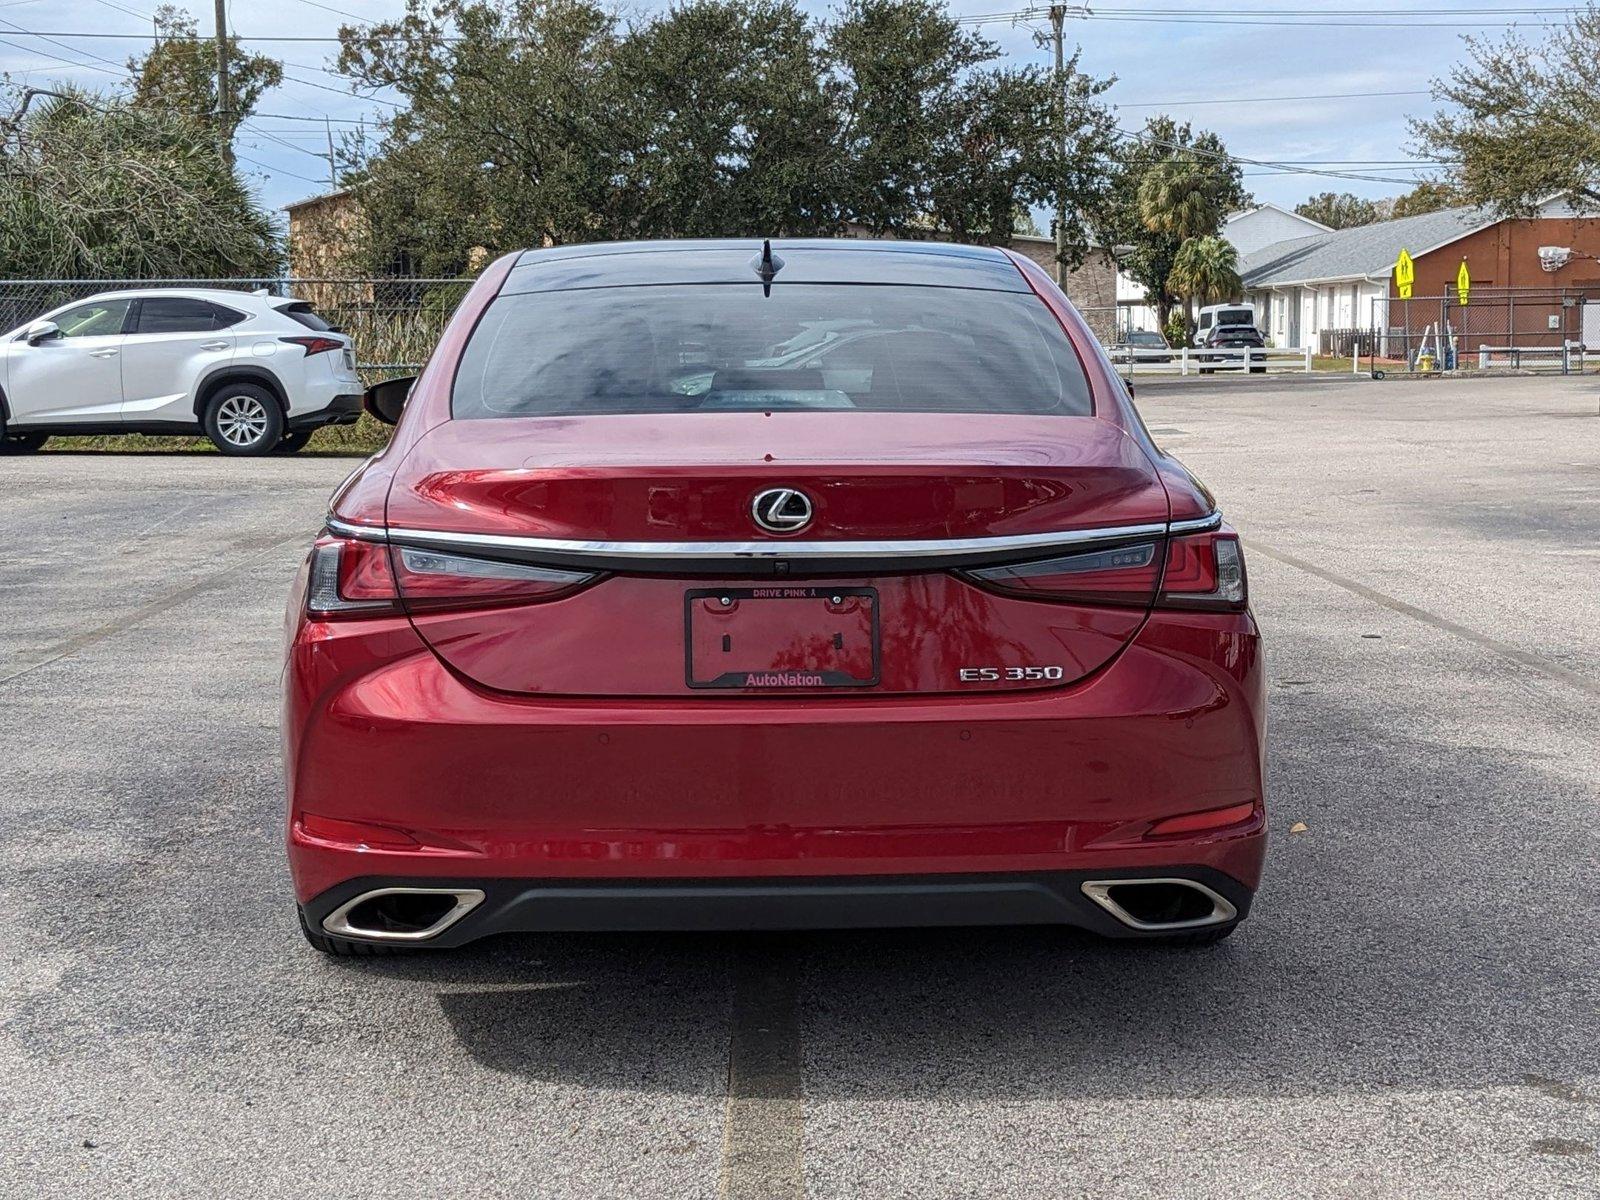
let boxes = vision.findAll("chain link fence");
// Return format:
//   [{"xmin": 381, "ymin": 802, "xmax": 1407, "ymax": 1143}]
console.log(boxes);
[
  {"xmin": 0, "ymin": 277, "xmax": 472, "ymax": 383},
  {"xmin": 1364, "ymin": 287, "xmax": 1597, "ymax": 376}
]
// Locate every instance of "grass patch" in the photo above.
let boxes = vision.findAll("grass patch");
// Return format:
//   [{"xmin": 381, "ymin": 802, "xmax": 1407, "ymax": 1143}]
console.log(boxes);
[{"xmin": 44, "ymin": 414, "xmax": 393, "ymax": 456}]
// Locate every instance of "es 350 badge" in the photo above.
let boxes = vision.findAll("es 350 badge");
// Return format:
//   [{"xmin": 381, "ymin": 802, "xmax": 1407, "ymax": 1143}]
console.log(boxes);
[{"xmin": 958, "ymin": 665, "xmax": 1066, "ymax": 682}]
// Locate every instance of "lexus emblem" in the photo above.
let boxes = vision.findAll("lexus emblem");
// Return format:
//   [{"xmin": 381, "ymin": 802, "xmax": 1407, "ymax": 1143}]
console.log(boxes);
[{"xmin": 751, "ymin": 487, "xmax": 813, "ymax": 534}]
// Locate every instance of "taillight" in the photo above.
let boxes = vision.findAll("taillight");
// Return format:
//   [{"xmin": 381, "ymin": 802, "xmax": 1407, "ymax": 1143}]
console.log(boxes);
[
  {"xmin": 961, "ymin": 527, "xmax": 1247, "ymax": 611},
  {"xmin": 1156, "ymin": 530, "xmax": 1247, "ymax": 611},
  {"xmin": 281, "ymin": 335, "xmax": 344, "ymax": 356},
  {"xmin": 307, "ymin": 538, "xmax": 397, "ymax": 615},
  {"xmin": 305, "ymin": 535, "xmax": 596, "ymax": 617},
  {"xmin": 393, "ymin": 546, "xmax": 595, "ymax": 609},
  {"xmin": 962, "ymin": 540, "xmax": 1162, "ymax": 606}
]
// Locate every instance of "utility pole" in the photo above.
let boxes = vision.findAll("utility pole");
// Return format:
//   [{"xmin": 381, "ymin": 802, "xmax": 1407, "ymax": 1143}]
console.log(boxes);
[
  {"xmin": 325, "ymin": 117, "xmax": 338, "ymax": 192},
  {"xmin": 213, "ymin": 0, "xmax": 231, "ymax": 164}
]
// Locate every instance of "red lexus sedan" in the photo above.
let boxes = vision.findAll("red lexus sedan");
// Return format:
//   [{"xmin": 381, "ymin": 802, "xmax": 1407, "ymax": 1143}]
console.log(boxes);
[{"xmin": 282, "ymin": 239, "xmax": 1266, "ymax": 955}]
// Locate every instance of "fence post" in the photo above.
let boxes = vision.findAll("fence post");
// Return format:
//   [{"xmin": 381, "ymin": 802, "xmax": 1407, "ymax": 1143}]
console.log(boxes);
[{"xmin": 1180, "ymin": 347, "xmax": 1189, "ymax": 377}]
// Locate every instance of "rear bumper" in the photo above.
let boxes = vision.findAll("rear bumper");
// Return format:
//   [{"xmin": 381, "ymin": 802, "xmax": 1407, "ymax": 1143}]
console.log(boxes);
[
  {"xmin": 288, "ymin": 392, "xmax": 363, "ymax": 430},
  {"xmin": 284, "ymin": 602, "xmax": 1268, "ymax": 922},
  {"xmin": 300, "ymin": 865, "xmax": 1253, "ymax": 944}
]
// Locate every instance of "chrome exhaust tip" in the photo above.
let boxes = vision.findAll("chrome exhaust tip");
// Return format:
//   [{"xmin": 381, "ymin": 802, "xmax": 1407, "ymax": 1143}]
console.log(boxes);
[
  {"xmin": 321, "ymin": 887, "xmax": 486, "ymax": 942},
  {"xmin": 1080, "ymin": 878, "xmax": 1237, "ymax": 931}
]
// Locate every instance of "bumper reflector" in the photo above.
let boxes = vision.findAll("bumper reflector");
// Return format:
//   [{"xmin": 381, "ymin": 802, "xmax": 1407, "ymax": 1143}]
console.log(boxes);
[
  {"xmin": 1146, "ymin": 801, "xmax": 1257, "ymax": 837},
  {"xmin": 298, "ymin": 813, "xmax": 420, "ymax": 851}
]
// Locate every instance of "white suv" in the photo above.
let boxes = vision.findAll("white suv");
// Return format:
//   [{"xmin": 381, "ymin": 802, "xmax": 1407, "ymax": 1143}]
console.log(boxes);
[{"xmin": 0, "ymin": 288, "xmax": 365, "ymax": 455}]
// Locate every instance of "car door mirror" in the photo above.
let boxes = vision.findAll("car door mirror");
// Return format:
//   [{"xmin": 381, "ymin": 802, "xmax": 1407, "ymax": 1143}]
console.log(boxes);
[
  {"xmin": 25, "ymin": 320, "xmax": 61, "ymax": 346},
  {"xmin": 364, "ymin": 375, "xmax": 415, "ymax": 426}
]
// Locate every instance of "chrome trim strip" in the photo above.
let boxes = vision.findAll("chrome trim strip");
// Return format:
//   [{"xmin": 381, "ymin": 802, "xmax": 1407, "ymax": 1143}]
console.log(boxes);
[
  {"xmin": 322, "ymin": 887, "xmax": 486, "ymax": 943},
  {"xmin": 326, "ymin": 512, "xmax": 1224, "ymax": 563},
  {"xmin": 327, "ymin": 515, "xmax": 387, "ymax": 541},
  {"xmin": 1169, "ymin": 511, "xmax": 1223, "ymax": 535},
  {"xmin": 1080, "ymin": 878, "xmax": 1238, "ymax": 932}
]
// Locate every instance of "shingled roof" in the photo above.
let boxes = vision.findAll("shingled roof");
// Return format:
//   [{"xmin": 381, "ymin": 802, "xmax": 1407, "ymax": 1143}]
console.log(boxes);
[{"xmin": 1240, "ymin": 206, "xmax": 1494, "ymax": 288}]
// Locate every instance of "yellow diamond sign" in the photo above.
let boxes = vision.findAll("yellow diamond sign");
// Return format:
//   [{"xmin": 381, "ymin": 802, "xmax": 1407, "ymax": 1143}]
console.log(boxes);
[
  {"xmin": 1456, "ymin": 259, "xmax": 1470, "ymax": 306},
  {"xmin": 1395, "ymin": 249, "xmax": 1415, "ymax": 299}
]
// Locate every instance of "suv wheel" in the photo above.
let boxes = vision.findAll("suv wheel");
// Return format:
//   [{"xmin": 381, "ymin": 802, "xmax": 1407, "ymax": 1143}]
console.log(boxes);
[
  {"xmin": 0, "ymin": 412, "xmax": 48, "ymax": 453},
  {"xmin": 0, "ymin": 431, "xmax": 49, "ymax": 453},
  {"xmin": 203, "ymin": 384, "xmax": 284, "ymax": 456}
]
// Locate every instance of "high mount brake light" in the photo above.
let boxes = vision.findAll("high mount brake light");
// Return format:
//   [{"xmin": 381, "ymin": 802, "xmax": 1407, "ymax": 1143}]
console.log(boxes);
[
  {"xmin": 962, "ymin": 527, "xmax": 1247, "ymax": 612},
  {"xmin": 305, "ymin": 535, "xmax": 597, "ymax": 617},
  {"xmin": 281, "ymin": 335, "xmax": 344, "ymax": 356}
]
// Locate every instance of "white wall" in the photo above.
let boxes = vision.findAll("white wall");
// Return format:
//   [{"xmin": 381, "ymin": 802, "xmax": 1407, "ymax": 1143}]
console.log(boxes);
[
  {"xmin": 1115, "ymin": 268, "xmax": 1161, "ymax": 333},
  {"xmin": 1224, "ymin": 206, "xmax": 1330, "ymax": 259},
  {"xmin": 1249, "ymin": 280, "xmax": 1387, "ymax": 348}
]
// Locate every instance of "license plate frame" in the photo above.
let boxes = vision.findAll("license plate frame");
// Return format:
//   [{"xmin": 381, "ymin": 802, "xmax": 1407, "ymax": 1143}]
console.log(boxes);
[{"xmin": 683, "ymin": 586, "xmax": 881, "ymax": 690}]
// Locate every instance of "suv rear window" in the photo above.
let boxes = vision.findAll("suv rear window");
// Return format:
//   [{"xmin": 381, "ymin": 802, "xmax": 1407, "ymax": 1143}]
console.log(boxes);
[
  {"xmin": 277, "ymin": 302, "xmax": 333, "ymax": 331},
  {"xmin": 136, "ymin": 297, "xmax": 246, "ymax": 333},
  {"xmin": 453, "ymin": 284, "xmax": 1093, "ymax": 418},
  {"xmin": 1215, "ymin": 307, "xmax": 1255, "ymax": 327}
]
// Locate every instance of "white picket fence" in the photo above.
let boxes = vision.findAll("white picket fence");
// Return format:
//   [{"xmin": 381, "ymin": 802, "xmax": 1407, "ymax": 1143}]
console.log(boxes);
[{"xmin": 1110, "ymin": 346, "xmax": 1315, "ymax": 376}]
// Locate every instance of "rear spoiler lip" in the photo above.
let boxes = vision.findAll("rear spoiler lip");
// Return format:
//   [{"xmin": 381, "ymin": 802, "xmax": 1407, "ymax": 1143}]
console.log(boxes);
[{"xmin": 325, "ymin": 512, "xmax": 1221, "ymax": 577}]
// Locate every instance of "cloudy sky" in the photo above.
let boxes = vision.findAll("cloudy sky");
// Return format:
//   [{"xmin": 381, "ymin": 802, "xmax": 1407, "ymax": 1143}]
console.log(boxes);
[{"xmin": 0, "ymin": 0, "xmax": 1573, "ymax": 224}]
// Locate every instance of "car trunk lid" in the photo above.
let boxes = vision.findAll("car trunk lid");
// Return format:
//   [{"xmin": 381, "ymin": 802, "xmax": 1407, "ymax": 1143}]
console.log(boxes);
[{"xmin": 373, "ymin": 412, "xmax": 1172, "ymax": 697}]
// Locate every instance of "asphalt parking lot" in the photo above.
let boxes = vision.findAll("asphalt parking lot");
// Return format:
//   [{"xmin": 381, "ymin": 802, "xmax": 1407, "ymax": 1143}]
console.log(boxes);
[{"xmin": 2, "ymin": 374, "xmax": 1597, "ymax": 1198}]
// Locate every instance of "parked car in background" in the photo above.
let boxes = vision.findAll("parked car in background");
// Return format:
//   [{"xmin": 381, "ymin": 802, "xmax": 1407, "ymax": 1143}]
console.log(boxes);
[
  {"xmin": 1108, "ymin": 329, "xmax": 1173, "ymax": 364},
  {"xmin": 1195, "ymin": 304, "xmax": 1267, "ymax": 373},
  {"xmin": 0, "ymin": 289, "xmax": 364, "ymax": 455},
  {"xmin": 284, "ymin": 238, "xmax": 1267, "ymax": 955}
]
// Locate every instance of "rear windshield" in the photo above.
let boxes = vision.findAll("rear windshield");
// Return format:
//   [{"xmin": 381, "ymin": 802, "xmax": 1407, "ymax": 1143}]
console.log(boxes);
[
  {"xmin": 1129, "ymin": 332, "xmax": 1165, "ymax": 345},
  {"xmin": 1215, "ymin": 307, "xmax": 1255, "ymax": 327},
  {"xmin": 277, "ymin": 302, "xmax": 333, "ymax": 331},
  {"xmin": 452, "ymin": 284, "xmax": 1093, "ymax": 418}
]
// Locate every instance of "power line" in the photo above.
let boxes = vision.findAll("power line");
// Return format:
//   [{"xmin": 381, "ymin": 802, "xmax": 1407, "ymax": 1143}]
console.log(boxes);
[
  {"xmin": 1117, "ymin": 88, "xmax": 1432, "ymax": 108},
  {"xmin": 240, "ymin": 120, "xmax": 331, "ymax": 159},
  {"xmin": 254, "ymin": 111, "xmax": 370, "ymax": 124},
  {"xmin": 0, "ymin": 32, "xmax": 126, "ymax": 76},
  {"xmin": 0, "ymin": 16, "xmax": 128, "ymax": 73},
  {"xmin": 1111, "ymin": 124, "xmax": 1440, "ymax": 186},
  {"xmin": 279, "ymin": 68, "xmax": 403, "ymax": 107},
  {"xmin": 957, "ymin": 3, "xmax": 1576, "ymax": 25},
  {"xmin": 288, "ymin": 0, "xmax": 369, "ymax": 20},
  {"xmin": 87, "ymin": 0, "xmax": 150, "ymax": 18},
  {"xmin": 235, "ymin": 149, "xmax": 327, "ymax": 184}
]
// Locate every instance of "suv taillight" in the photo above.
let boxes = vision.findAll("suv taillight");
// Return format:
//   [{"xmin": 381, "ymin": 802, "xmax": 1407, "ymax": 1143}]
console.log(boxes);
[
  {"xmin": 281, "ymin": 335, "xmax": 344, "ymax": 356},
  {"xmin": 306, "ymin": 534, "xmax": 597, "ymax": 617}
]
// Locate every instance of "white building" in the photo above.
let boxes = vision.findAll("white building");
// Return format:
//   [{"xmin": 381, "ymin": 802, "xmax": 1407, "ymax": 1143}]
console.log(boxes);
[
  {"xmin": 1114, "ymin": 204, "xmax": 1329, "ymax": 335},
  {"xmin": 1239, "ymin": 206, "xmax": 1492, "ymax": 349}
]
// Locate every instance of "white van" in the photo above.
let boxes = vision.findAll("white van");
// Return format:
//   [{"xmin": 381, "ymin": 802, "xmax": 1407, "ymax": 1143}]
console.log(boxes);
[{"xmin": 1195, "ymin": 304, "xmax": 1259, "ymax": 342}]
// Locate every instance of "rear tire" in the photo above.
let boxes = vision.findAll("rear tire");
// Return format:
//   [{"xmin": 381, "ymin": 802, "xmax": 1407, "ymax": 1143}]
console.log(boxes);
[
  {"xmin": 275, "ymin": 430, "xmax": 313, "ymax": 453},
  {"xmin": 0, "ymin": 414, "xmax": 48, "ymax": 453},
  {"xmin": 297, "ymin": 908, "xmax": 403, "ymax": 957},
  {"xmin": 203, "ymin": 383, "xmax": 284, "ymax": 456}
]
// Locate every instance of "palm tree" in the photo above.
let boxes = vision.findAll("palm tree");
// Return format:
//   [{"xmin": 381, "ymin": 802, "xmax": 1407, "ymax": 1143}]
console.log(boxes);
[
  {"xmin": 1167, "ymin": 235, "xmax": 1242, "ymax": 342},
  {"xmin": 1135, "ymin": 154, "xmax": 1230, "ymax": 334},
  {"xmin": 1137, "ymin": 155, "xmax": 1224, "ymax": 242}
]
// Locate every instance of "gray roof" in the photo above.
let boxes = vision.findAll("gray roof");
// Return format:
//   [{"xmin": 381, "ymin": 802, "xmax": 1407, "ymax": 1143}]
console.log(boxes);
[{"xmin": 1240, "ymin": 205, "xmax": 1493, "ymax": 288}]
